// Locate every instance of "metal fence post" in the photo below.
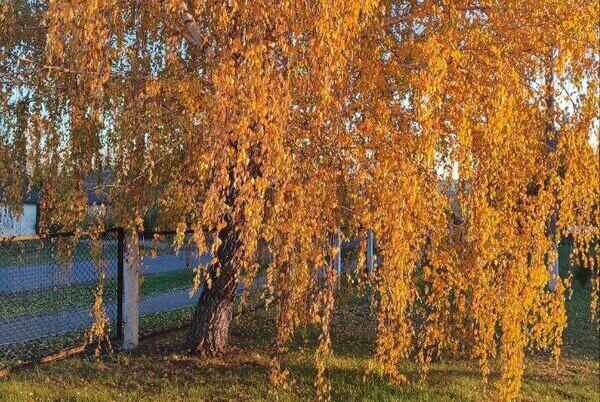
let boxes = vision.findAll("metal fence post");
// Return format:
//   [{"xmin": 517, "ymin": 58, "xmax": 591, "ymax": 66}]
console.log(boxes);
[
  {"xmin": 338, "ymin": 232, "xmax": 343, "ymax": 275},
  {"xmin": 122, "ymin": 230, "xmax": 140, "ymax": 350},
  {"xmin": 335, "ymin": 230, "xmax": 342, "ymax": 283},
  {"xmin": 367, "ymin": 230, "xmax": 375, "ymax": 273},
  {"xmin": 116, "ymin": 227, "xmax": 124, "ymax": 342},
  {"xmin": 548, "ymin": 242, "xmax": 560, "ymax": 292}
]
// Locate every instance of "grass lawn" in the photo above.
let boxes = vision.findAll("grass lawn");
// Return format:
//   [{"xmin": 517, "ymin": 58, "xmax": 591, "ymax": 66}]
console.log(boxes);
[
  {"xmin": 0, "ymin": 238, "xmax": 117, "ymax": 269},
  {"xmin": 1, "ymin": 282, "xmax": 598, "ymax": 402}
]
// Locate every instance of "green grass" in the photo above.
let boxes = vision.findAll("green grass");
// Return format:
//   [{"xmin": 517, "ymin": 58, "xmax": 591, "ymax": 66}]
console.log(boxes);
[
  {"xmin": 140, "ymin": 307, "xmax": 194, "ymax": 337},
  {"xmin": 0, "ymin": 236, "xmax": 196, "ymax": 268},
  {"xmin": 0, "ymin": 269, "xmax": 195, "ymax": 319},
  {"xmin": 0, "ymin": 282, "xmax": 118, "ymax": 320},
  {"xmin": 140, "ymin": 270, "xmax": 195, "ymax": 296},
  {"xmin": 0, "ymin": 238, "xmax": 116, "ymax": 268},
  {"xmin": 563, "ymin": 281, "xmax": 599, "ymax": 359},
  {"xmin": 1, "ymin": 284, "xmax": 597, "ymax": 402}
]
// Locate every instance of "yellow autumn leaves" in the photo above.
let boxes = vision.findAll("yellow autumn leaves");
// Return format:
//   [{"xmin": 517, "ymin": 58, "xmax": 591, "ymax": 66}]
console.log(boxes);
[{"xmin": 1, "ymin": 1, "xmax": 598, "ymax": 401}]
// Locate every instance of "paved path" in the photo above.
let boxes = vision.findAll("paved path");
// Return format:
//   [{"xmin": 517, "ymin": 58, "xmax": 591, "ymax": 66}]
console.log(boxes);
[
  {"xmin": 0, "ymin": 280, "xmax": 255, "ymax": 346},
  {"xmin": 0, "ymin": 288, "xmax": 201, "ymax": 346}
]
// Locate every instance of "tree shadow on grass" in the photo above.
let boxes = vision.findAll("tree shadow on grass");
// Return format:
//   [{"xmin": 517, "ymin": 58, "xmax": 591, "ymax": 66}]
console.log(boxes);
[
  {"xmin": 6, "ymin": 320, "xmax": 595, "ymax": 402},
  {"xmin": 104, "ymin": 323, "xmax": 484, "ymax": 401},
  {"xmin": 6, "ymin": 281, "xmax": 597, "ymax": 402}
]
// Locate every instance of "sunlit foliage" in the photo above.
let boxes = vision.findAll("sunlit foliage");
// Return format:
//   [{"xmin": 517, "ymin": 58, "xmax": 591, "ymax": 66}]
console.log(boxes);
[{"xmin": 1, "ymin": 1, "xmax": 598, "ymax": 400}]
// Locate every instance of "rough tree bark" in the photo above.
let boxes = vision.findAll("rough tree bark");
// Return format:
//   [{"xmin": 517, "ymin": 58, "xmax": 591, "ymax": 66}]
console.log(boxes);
[
  {"xmin": 187, "ymin": 219, "xmax": 241, "ymax": 356},
  {"xmin": 177, "ymin": 3, "xmax": 261, "ymax": 356},
  {"xmin": 177, "ymin": 6, "xmax": 236, "ymax": 352},
  {"xmin": 187, "ymin": 146, "xmax": 244, "ymax": 356}
]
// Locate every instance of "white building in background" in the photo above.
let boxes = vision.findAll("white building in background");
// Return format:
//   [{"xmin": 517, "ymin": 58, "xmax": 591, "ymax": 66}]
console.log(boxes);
[
  {"xmin": 0, "ymin": 172, "xmax": 111, "ymax": 238},
  {"xmin": 0, "ymin": 193, "xmax": 39, "ymax": 237}
]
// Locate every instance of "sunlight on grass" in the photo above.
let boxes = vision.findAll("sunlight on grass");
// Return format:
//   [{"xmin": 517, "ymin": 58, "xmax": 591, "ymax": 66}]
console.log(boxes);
[{"xmin": 1, "ymin": 283, "xmax": 597, "ymax": 402}]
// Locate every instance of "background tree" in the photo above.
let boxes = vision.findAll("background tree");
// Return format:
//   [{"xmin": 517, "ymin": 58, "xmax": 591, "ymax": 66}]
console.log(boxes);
[{"xmin": 1, "ymin": 1, "xmax": 597, "ymax": 400}]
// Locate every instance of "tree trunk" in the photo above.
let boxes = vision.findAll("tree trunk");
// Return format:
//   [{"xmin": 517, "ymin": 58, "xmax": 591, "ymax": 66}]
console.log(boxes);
[
  {"xmin": 187, "ymin": 280, "xmax": 236, "ymax": 356},
  {"xmin": 187, "ymin": 219, "xmax": 240, "ymax": 356},
  {"xmin": 186, "ymin": 139, "xmax": 255, "ymax": 356},
  {"xmin": 544, "ymin": 50, "xmax": 560, "ymax": 291}
]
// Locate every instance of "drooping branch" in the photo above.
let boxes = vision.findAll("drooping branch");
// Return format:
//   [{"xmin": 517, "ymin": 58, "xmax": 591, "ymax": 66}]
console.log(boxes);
[
  {"xmin": 178, "ymin": 1, "xmax": 203, "ymax": 47},
  {"xmin": 134, "ymin": 0, "xmax": 202, "ymax": 46}
]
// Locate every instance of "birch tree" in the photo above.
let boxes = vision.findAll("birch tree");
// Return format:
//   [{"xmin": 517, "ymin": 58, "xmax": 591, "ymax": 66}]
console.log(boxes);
[{"xmin": 1, "ymin": 1, "xmax": 598, "ymax": 400}]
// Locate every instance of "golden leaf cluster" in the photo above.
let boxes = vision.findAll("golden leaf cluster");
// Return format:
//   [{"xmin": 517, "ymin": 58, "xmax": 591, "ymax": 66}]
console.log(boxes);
[{"xmin": 1, "ymin": 1, "xmax": 598, "ymax": 400}]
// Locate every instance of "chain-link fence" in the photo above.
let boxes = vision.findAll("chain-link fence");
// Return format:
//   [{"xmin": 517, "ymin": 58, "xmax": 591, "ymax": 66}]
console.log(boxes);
[
  {"xmin": 0, "ymin": 230, "xmax": 121, "ymax": 368},
  {"xmin": 138, "ymin": 231, "xmax": 204, "ymax": 337},
  {"xmin": 0, "ymin": 228, "xmax": 213, "ymax": 370},
  {"xmin": 1, "ymin": 227, "xmax": 365, "ymax": 370}
]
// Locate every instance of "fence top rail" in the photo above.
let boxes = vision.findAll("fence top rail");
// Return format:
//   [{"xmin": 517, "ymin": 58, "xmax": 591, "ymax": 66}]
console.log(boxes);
[
  {"xmin": 0, "ymin": 227, "xmax": 122, "ymax": 242},
  {"xmin": 0, "ymin": 235, "xmax": 42, "ymax": 242},
  {"xmin": 0, "ymin": 228, "xmax": 198, "ymax": 243},
  {"xmin": 138, "ymin": 229, "xmax": 195, "ymax": 237}
]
